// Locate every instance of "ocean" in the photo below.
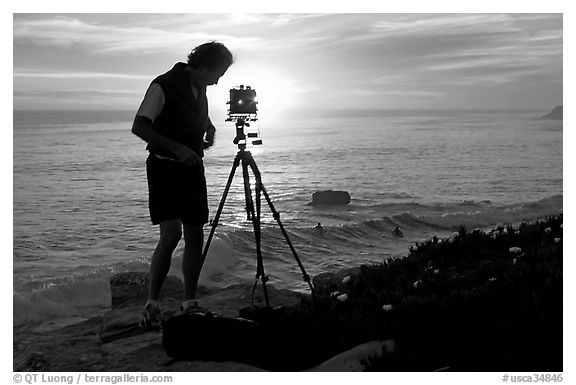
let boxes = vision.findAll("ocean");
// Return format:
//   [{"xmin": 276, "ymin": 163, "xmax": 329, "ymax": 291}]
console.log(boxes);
[{"xmin": 13, "ymin": 109, "xmax": 563, "ymax": 327}]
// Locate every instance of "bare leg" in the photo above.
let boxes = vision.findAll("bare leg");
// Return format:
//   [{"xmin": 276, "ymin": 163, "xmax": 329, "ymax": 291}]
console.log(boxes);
[
  {"xmin": 148, "ymin": 219, "xmax": 182, "ymax": 301},
  {"xmin": 182, "ymin": 224, "xmax": 204, "ymax": 300}
]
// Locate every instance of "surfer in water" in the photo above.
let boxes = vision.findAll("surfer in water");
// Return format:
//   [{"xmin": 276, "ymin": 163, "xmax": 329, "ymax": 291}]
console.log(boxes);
[
  {"xmin": 392, "ymin": 226, "xmax": 403, "ymax": 238},
  {"xmin": 132, "ymin": 42, "xmax": 233, "ymax": 330}
]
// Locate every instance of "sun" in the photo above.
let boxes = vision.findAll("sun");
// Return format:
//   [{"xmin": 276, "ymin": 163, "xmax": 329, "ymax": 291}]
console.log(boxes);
[{"xmin": 211, "ymin": 65, "xmax": 303, "ymax": 121}]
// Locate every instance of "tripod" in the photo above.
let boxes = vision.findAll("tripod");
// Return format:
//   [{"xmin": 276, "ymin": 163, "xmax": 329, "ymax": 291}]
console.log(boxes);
[{"xmin": 201, "ymin": 125, "xmax": 315, "ymax": 307}]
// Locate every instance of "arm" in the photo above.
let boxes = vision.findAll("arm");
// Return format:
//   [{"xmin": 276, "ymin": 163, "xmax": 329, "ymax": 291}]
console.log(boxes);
[
  {"xmin": 132, "ymin": 83, "xmax": 201, "ymax": 166},
  {"xmin": 132, "ymin": 116, "xmax": 200, "ymax": 165},
  {"xmin": 203, "ymin": 117, "xmax": 216, "ymax": 149}
]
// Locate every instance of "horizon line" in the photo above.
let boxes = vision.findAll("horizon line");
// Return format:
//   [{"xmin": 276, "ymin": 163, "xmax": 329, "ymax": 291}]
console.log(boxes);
[{"xmin": 13, "ymin": 106, "xmax": 558, "ymax": 112}]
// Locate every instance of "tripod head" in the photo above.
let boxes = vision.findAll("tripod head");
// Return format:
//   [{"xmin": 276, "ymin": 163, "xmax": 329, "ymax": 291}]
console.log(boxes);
[{"xmin": 226, "ymin": 85, "xmax": 262, "ymax": 149}]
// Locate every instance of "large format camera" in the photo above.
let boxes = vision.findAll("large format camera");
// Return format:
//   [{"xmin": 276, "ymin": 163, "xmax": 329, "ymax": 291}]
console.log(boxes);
[
  {"xmin": 227, "ymin": 85, "xmax": 262, "ymax": 147},
  {"xmin": 228, "ymin": 85, "xmax": 257, "ymax": 117}
]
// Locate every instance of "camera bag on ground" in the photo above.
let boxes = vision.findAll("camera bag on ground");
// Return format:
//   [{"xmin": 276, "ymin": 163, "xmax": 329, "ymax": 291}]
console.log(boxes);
[{"xmin": 162, "ymin": 307, "xmax": 330, "ymax": 371}]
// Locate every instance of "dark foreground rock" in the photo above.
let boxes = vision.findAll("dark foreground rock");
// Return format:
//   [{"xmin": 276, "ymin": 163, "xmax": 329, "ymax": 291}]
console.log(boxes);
[{"xmin": 14, "ymin": 273, "xmax": 388, "ymax": 371}]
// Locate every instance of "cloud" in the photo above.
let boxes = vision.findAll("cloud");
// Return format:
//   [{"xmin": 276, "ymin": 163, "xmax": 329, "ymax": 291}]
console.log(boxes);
[
  {"xmin": 13, "ymin": 87, "xmax": 142, "ymax": 109},
  {"xmin": 13, "ymin": 15, "xmax": 265, "ymax": 55},
  {"xmin": 268, "ymin": 13, "xmax": 332, "ymax": 27},
  {"xmin": 12, "ymin": 13, "xmax": 563, "ymax": 110},
  {"xmin": 13, "ymin": 88, "xmax": 141, "ymax": 109},
  {"xmin": 328, "ymin": 14, "xmax": 562, "ymax": 90},
  {"xmin": 370, "ymin": 75, "xmax": 412, "ymax": 85},
  {"xmin": 370, "ymin": 14, "xmax": 518, "ymax": 36},
  {"xmin": 14, "ymin": 88, "xmax": 140, "ymax": 97},
  {"xmin": 329, "ymin": 14, "xmax": 561, "ymax": 61},
  {"xmin": 350, "ymin": 87, "xmax": 444, "ymax": 99},
  {"xmin": 14, "ymin": 69, "xmax": 151, "ymax": 80}
]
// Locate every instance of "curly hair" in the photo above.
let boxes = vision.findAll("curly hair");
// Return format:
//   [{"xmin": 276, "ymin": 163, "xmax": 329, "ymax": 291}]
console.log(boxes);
[{"xmin": 187, "ymin": 41, "xmax": 234, "ymax": 70}]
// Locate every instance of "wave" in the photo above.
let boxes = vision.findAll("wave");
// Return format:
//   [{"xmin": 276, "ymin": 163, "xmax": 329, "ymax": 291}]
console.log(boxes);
[
  {"xmin": 199, "ymin": 195, "xmax": 562, "ymax": 271},
  {"xmin": 248, "ymin": 195, "xmax": 562, "ymax": 257},
  {"xmin": 13, "ymin": 237, "xmax": 245, "ymax": 328},
  {"xmin": 307, "ymin": 195, "xmax": 562, "ymax": 231},
  {"xmin": 13, "ymin": 276, "xmax": 111, "ymax": 327},
  {"xmin": 416, "ymin": 195, "xmax": 562, "ymax": 230},
  {"xmin": 14, "ymin": 194, "xmax": 561, "ymax": 328},
  {"xmin": 188, "ymin": 194, "xmax": 563, "ymax": 268}
]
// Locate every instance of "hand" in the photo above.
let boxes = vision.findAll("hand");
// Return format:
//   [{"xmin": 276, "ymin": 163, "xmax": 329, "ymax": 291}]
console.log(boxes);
[
  {"xmin": 204, "ymin": 127, "xmax": 216, "ymax": 149},
  {"xmin": 203, "ymin": 134, "xmax": 214, "ymax": 149},
  {"xmin": 174, "ymin": 146, "xmax": 202, "ymax": 167}
]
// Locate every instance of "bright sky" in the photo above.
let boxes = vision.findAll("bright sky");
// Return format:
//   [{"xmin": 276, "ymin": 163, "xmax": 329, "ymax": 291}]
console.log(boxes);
[{"xmin": 13, "ymin": 13, "xmax": 563, "ymax": 119}]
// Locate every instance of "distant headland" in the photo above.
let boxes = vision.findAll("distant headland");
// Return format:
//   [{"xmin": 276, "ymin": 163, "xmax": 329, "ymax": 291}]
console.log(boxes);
[{"xmin": 541, "ymin": 106, "xmax": 563, "ymax": 120}]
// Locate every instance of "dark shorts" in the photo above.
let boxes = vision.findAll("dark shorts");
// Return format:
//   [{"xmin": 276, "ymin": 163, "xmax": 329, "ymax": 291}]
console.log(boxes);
[{"xmin": 146, "ymin": 155, "xmax": 209, "ymax": 226}]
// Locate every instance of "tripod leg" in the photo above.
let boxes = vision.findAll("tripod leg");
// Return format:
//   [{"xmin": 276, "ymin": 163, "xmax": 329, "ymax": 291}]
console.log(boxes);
[
  {"xmin": 252, "ymin": 159, "xmax": 270, "ymax": 308},
  {"xmin": 261, "ymin": 184, "xmax": 315, "ymax": 297},
  {"xmin": 241, "ymin": 156, "xmax": 253, "ymax": 221},
  {"xmin": 241, "ymin": 153, "xmax": 270, "ymax": 308},
  {"xmin": 201, "ymin": 153, "xmax": 241, "ymax": 266},
  {"xmin": 246, "ymin": 155, "xmax": 316, "ymax": 298}
]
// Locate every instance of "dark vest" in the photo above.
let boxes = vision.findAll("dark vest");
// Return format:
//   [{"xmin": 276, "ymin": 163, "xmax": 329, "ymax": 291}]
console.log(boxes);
[{"xmin": 146, "ymin": 62, "xmax": 208, "ymax": 158}]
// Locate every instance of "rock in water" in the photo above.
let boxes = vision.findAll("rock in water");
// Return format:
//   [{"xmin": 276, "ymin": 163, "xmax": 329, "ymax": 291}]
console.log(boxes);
[
  {"xmin": 309, "ymin": 190, "xmax": 351, "ymax": 206},
  {"xmin": 541, "ymin": 106, "xmax": 562, "ymax": 120}
]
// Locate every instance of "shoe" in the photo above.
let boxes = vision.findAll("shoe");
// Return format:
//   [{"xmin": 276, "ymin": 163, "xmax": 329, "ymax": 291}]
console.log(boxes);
[
  {"xmin": 180, "ymin": 300, "xmax": 212, "ymax": 316},
  {"xmin": 139, "ymin": 302, "xmax": 162, "ymax": 331}
]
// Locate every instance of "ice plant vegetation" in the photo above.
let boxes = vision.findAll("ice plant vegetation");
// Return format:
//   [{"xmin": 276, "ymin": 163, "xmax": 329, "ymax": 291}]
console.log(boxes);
[{"xmin": 292, "ymin": 216, "xmax": 562, "ymax": 371}]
